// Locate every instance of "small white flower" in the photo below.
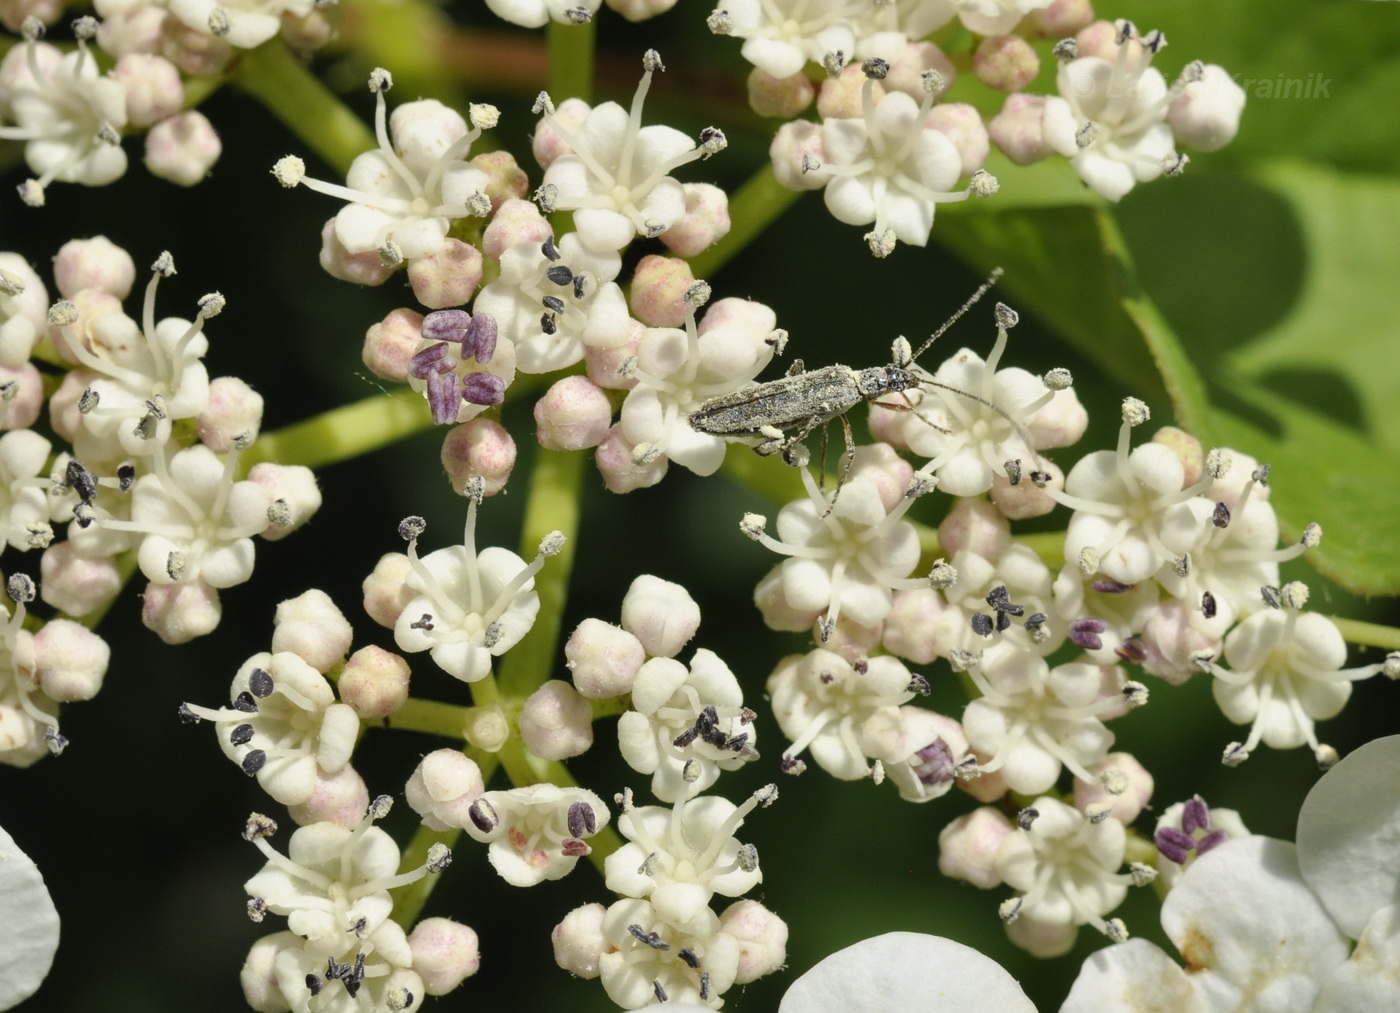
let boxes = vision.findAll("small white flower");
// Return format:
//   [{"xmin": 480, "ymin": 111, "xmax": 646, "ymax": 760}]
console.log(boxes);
[
  {"xmin": 485, "ymin": 0, "xmax": 601, "ymax": 28},
  {"xmin": 598, "ymin": 897, "xmax": 740, "ymax": 1010},
  {"xmin": 182, "ymin": 651, "xmax": 360, "ymax": 807},
  {"xmin": 0, "ymin": 253, "xmax": 48, "ymax": 366},
  {"xmin": 949, "ymin": 0, "xmax": 1051, "ymax": 36},
  {"xmin": 618, "ymin": 648, "xmax": 757, "ymax": 802},
  {"xmin": 392, "ymin": 495, "xmax": 560, "ymax": 683},
  {"xmin": 167, "ymin": 0, "xmax": 314, "ymax": 47},
  {"xmin": 1152, "ymin": 794, "xmax": 1250, "ymax": 888},
  {"xmin": 712, "ymin": 0, "xmax": 857, "ymax": 80},
  {"xmin": 276, "ymin": 71, "xmax": 491, "ymax": 264},
  {"xmin": 0, "ymin": 25, "xmax": 128, "ymax": 205},
  {"xmin": 463, "ymin": 782, "xmax": 609, "ymax": 886},
  {"xmin": 0, "ymin": 429, "xmax": 54, "ymax": 551},
  {"xmin": 539, "ymin": 52, "xmax": 724, "ymax": 252}
]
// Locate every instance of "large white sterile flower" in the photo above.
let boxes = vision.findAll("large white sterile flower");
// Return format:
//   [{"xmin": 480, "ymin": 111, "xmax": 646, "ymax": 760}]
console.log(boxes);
[
  {"xmin": 539, "ymin": 52, "xmax": 724, "ymax": 252},
  {"xmin": 393, "ymin": 495, "xmax": 560, "ymax": 683},
  {"xmin": 710, "ymin": 0, "xmax": 858, "ymax": 80},
  {"xmin": 0, "ymin": 821, "xmax": 60, "ymax": 1008},
  {"xmin": 0, "ymin": 23, "xmax": 128, "ymax": 205},
  {"xmin": 463, "ymin": 782, "xmax": 609, "ymax": 886},
  {"xmin": 167, "ymin": 0, "xmax": 313, "ymax": 48},
  {"xmin": 1042, "ymin": 24, "xmax": 1179, "ymax": 201},
  {"xmin": 275, "ymin": 71, "xmax": 492, "ymax": 264},
  {"xmin": 472, "ymin": 232, "xmax": 631, "ymax": 373}
]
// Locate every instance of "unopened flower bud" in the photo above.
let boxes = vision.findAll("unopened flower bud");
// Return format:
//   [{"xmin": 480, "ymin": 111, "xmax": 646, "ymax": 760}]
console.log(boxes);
[
  {"xmin": 1073, "ymin": 752, "xmax": 1154, "ymax": 824},
  {"xmin": 441, "ymin": 417, "xmax": 517, "ymax": 497},
  {"xmin": 924, "ymin": 102, "xmax": 991, "ymax": 176},
  {"xmin": 40, "ymin": 543, "xmax": 122, "ymax": 616},
  {"xmin": 96, "ymin": 5, "xmax": 165, "ymax": 56},
  {"xmin": 657, "ymin": 182, "xmax": 731, "ymax": 258},
  {"xmin": 565, "ymin": 619, "xmax": 645, "ymax": 699},
  {"xmin": 408, "ymin": 918, "xmax": 481, "ymax": 995},
  {"xmin": 271, "ymin": 589, "xmax": 352, "ymax": 672},
  {"xmin": 141, "ymin": 579, "xmax": 221, "ymax": 644},
  {"xmin": 319, "ymin": 218, "xmax": 394, "ymax": 286},
  {"xmin": 144, "ymin": 110, "xmax": 222, "ymax": 186},
  {"xmin": 246, "ymin": 463, "xmax": 320, "ymax": 540},
  {"xmin": 817, "ymin": 62, "xmax": 879, "ymax": 120},
  {"xmin": 361, "ymin": 308, "xmax": 424, "ymax": 382},
  {"xmin": 406, "ymin": 749, "xmax": 486, "ymax": 831},
  {"xmin": 32, "ymin": 619, "xmax": 109, "ymax": 701},
  {"xmin": 196, "ymin": 376, "xmax": 265, "ymax": 452},
  {"xmin": 595, "ymin": 424, "xmax": 666, "ymax": 493},
  {"xmin": 629, "ymin": 255, "xmax": 697, "ymax": 328},
  {"xmin": 112, "ymin": 53, "xmax": 184, "ymax": 127},
  {"xmin": 285, "ymin": 764, "xmax": 371, "ymax": 828},
  {"xmin": 336, "ymin": 644, "xmax": 410, "ymax": 719},
  {"xmin": 939, "ymin": 498, "xmax": 1012, "ymax": 560},
  {"xmin": 621, "ymin": 574, "xmax": 700, "ymax": 657},
  {"xmin": 240, "ymin": 933, "xmax": 298, "ymax": 1011},
  {"xmin": 991, "ymin": 458, "xmax": 1061, "ymax": 519},
  {"xmin": 770, "ymin": 120, "xmax": 828, "ymax": 191},
  {"xmin": 882, "ymin": 41, "xmax": 955, "ymax": 101},
  {"xmin": 990, "ymin": 93, "xmax": 1051, "ymax": 165},
  {"xmin": 52, "ymin": 236, "xmax": 136, "ymax": 300},
  {"xmin": 534, "ymin": 376, "xmax": 612, "ymax": 451},
  {"xmin": 938, "ymin": 807, "xmax": 1013, "ymax": 888},
  {"xmin": 160, "ymin": 15, "xmax": 232, "ymax": 75},
  {"xmin": 519, "ymin": 680, "xmax": 593, "ymax": 761},
  {"xmin": 466, "ymin": 150, "xmax": 528, "ymax": 214},
  {"xmin": 746, "ymin": 67, "xmax": 815, "ymax": 118},
  {"xmin": 532, "ymin": 96, "xmax": 589, "ymax": 169},
  {"xmin": 719, "ymin": 899, "xmax": 789, "ymax": 984},
  {"xmin": 1030, "ymin": 0, "xmax": 1094, "ymax": 37},
  {"xmin": 463, "ymin": 703, "xmax": 510, "ymax": 752},
  {"xmin": 1005, "ymin": 915, "xmax": 1078, "ymax": 958},
  {"xmin": 408, "ymin": 239, "xmax": 483, "ymax": 311},
  {"xmin": 552, "ymin": 902, "xmax": 607, "ymax": 978},
  {"xmin": 975, "ymin": 35, "xmax": 1040, "ymax": 92},
  {"xmin": 279, "ymin": 4, "xmax": 338, "ymax": 50},
  {"xmin": 1169, "ymin": 64, "xmax": 1246, "ymax": 153}
]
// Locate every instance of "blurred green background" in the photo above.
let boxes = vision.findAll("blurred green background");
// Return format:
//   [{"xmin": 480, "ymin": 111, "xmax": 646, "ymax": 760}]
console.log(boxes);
[{"xmin": 2, "ymin": 0, "xmax": 1399, "ymax": 1010}]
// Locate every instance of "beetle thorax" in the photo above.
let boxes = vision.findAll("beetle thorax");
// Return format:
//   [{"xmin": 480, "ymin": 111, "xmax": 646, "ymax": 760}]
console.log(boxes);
[{"xmin": 856, "ymin": 366, "xmax": 920, "ymax": 398}]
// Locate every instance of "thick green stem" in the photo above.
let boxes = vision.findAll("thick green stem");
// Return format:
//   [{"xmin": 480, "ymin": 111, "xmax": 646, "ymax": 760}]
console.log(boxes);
[
  {"xmin": 232, "ymin": 42, "xmax": 375, "ymax": 176},
  {"xmin": 1331, "ymin": 616, "xmax": 1400, "ymax": 653},
  {"xmin": 377, "ymin": 696, "xmax": 472, "ymax": 739},
  {"xmin": 242, "ymin": 389, "xmax": 431, "ymax": 470},
  {"xmin": 688, "ymin": 165, "xmax": 802, "ymax": 280},
  {"xmin": 548, "ymin": 19, "xmax": 595, "ymax": 102}
]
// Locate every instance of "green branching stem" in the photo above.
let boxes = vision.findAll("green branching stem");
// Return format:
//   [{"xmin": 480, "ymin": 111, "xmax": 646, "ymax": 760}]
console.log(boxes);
[
  {"xmin": 548, "ymin": 19, "xmax": 595, "ymax": 103},
  {"xmin": 688, "ymin": 165, "xmax": 802, "ymax": 281},
  {"xmin": 378, "ymin": 696, "xmax": 473, "ymax": 739},
  {"xmin": 242, "ymin": 388, "xmax": 432, "ymax": 471},
  {"xmin": 232, "ymin": 42, "xmax": 376, "ymax": 177},
  {"xmin": 1331, "ymin": 616, "xmax": 1400, "ymax": 653}
]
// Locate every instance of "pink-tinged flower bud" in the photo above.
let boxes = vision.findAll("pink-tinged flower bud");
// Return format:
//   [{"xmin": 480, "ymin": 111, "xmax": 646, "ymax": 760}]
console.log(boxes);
[
  {"xmin": 769, "ymin": 120, "xmax": 828, "ymax": 191},
  {"xmin": 362, "ymin": 552, "xmax": 413, "ymax": 628},
  {"xmin": 924, "ymin": 102, "xmax": 991, "ymax": 175},
  {"xmin": 882, "ymin": 589, "xmax": 957, "ymax": 665},
  {"xmin": 658, "ymin": 182, "xmax": 731, "ymax": 258},
  {"xmin": 482, "ymin": 198, "xmax": 553, "ymax": 260},
  {"xmin": 850, "ymin": 443, "xmax": 914, "ymax": 513},
  {"xmin": 197, "ymin": 375, "xmax": 265, "ymax": 452},
  {"xmin": 519, "ymin": 680, "xmax": 593, "ymax": 760},
  {"xmin": 754, "ymin": 565, "xmax": 819, "ymax": 633},
  {"xmin": 621, "ymin": 574, "xmax": 700, "ymax": 658},
  {"xmin": 1139, "ymin": 600, "xmax": 1221, "ymax": 686},
  {"xmin": 98, "ymin": 6, "xmax": 167, "ymax": 56},
  {"xmin": 246, "ymin": 463, "xmax": 321, "ymax": 540},
  {"xmin": 160, "ymin": 12, "xmax": 232, "ymax": 75},
  {"xmin": 141, "ymin": 579, "xmax": 221, "ymax": 644},
  {"xmin": 820, "ymin": 615, "xmax": 882, "ymax": 661},
  {"xmin": 535, "ymin": 376, "xmax": 612, "ymax": 451},
  {"xmin": 32, "ymin": 619, "xmax": 109, "ymax": 702},
  {"xmin": 585, "ymin": 319, "xmax": 642, "ymax": 391},
  {"xmin": 959, "ymin": 754, "xmax": 1008, "ymax": 803},
  {"xmin": 319, "ymin": 217, "xmax": 394, "ymax": 286},
  {"xmin": 406, "ymin": 749, "xmax": 485, "ymax": 831},
  {"xmin": 552, "ymin": 903, "xmax": 607, "ymax": 978},
  {"xmin": 286, "ymin": 764, "xmax": 370, "ymax": 828},
  {"xmin": 974, "ymin": 34, "xmax": 1041, "ymax": 92},
  {"xmin": 53, "ymin": 236, "xmax": 136, "ymax": 300},
  {"xmin": 867, "ymin": 402, "xmax": 911, "ymax": 450},
  {"xmin": 1074, "ymin": 752, "xmax": 1153, "ymax": 825},
  {"xmin": 464, "ymin": 704, "xmax": 509, "ymax": 752},
  {"xmin": 1169, "ymin": 65, "xmax": 1245, "ymax": 153},
  {"xmin": 48, "ymin": 370, "xmax": 88, "ymax": 443},
  {"xmin": 595, "ymin": 424, "xmax": 666, "ymax": 493},
  {"xmin": 1152, "ymin": 426, "xmax": 1204, "ymax": 489},
  {"xmin": 0, "ymin": 361, "xmax": 42, "ymax": 430},
  {"xmin": 939, "ymin": 498, "xmax": 1012, "ymax": 560},
  {"xmin": 408, "ymin": 918, "xmax": 481, "ymax": 995},
  {"xmin": 604, "ymin": 0, "xmax": 678, "ymax": 21},
  {"xmin": 272, "ymin": 589, "xmax": 352, "ymax": 672},
  {"xmin": 1076, "ymin": 20, "xmax": 1134, "ymax": 63},
  {"xmin": 0, "ymin": 0, "xmax": 60, "ymax": 32},
  {"xmin": 817, "ymin": 63, "xmax": 882, "ymax": 120},
  {"xmin": 47, "ymin": 288, "xmax": 123, "ymax": 364},
  {"xmin": 747, "ymin": 67, "xmax": 815, "ymax": 119},
  {"xmin": 990, "ymin": 458, "xmax": 1062, "ymax": 520},
  {"xmin": 362, "ymin": 307, "xmax": 423, "ymax": 382},
  {"xmin": 470, "ymin": 149, "xmax": 529, "ymax": 211},
  {"xmin": 144, "ymin": 110, "xmax": 221, "ymax": 186},
  {"xmin": 989, "ymin": 92, "xmax": 1051, "ymax": 166},
  {"xmin": 630, "ymin": 255, "xmax": 697, "ymax": 328},
  {"xmin": 1005, "ymin": 915, "xmax": 1078, "ymax": 958},
  {"xmin": 113, "ymin": 53, "xmax": 184, "ymax": 128},
  {"xmin": 1029, "ymin": 0, "xmax": 1094, "ymax": 37},
  {"xmin": 40, "ymin": 543, "xmax": 122, "ymax": 616},
  {"xmin": 719, "ymin": 900, "xmax": 788, "ymax": 984},
  {"xmin": 441, "ymin": 417, "xmax": 516, "ymax": 496},
  {"xmin": 565, "ymin": 618, "xmax": 645, "ymax": 699},
  {"xmin": 280, "ymin": 4, "xmax": 338, "ymax": 51},
  {"xmin": 938, "ymin": 807, "xmax": 1013, "ymax": 888},
  {"xmin": 338, "ymin": 644, "xmax": 411, "ymax": 719},
  {"xmin": 885, "ymin": 41, "xmax": 956, "ymax": 101},
  {"xmin": 532, "ymin": 96, "xmax": 589, "ymax": 169},
  {"xmin": 240, "ymin": 932, "xmax": 298, "ymax": 1013},
  {"xmin": 409, "ymin": 239, "xmax": 483, "ymax": 311}
]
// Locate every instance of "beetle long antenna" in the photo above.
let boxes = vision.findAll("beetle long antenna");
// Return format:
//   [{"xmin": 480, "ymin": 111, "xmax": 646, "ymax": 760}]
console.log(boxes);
[
  {"xmin": 907, "ymin": 267, "xmax": 1003, "ymax": 364},
  {"xmin": 899, "ymin": 377, "xmax": 1051, "ymax": 483}
]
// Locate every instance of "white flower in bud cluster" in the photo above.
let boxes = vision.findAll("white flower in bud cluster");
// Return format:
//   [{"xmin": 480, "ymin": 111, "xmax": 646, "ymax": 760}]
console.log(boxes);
[
  {"xmin": 405, "ymin": 748, "xmax": 485, "ymax": 831},
  {"xmin": 362, "ymin": 551, "xmax": 414, "ymax": 628},
  {"xmin": 1169, "ymin": 64, "xmax": 1246, "ymax": 153},
  {"xmin": 0, "ymin": 429, "xmax": 53, "ymax": 551},
  {"xmin": 619, "ymin": 649, "xmax": 757, "ymax": 802},
  {"xmin": 658, "ymin": 182, "xmax": 732, "ymax": 257},
  {"xmin": 485, "ymin": 0, "xmax": 601, "ymax": 28},
  {"xmin": 408, "ymin": 239, "xmax": 484, "ymax": 311},
  {"xmin": 629, "ymin": 255, "xmax": 697, "ymax": 328},
  {"xmin": 144, "ymin": 109, "xmax": 222, "ymax": 185},
  {"xmin": 317, "ymin": 217, "xmax": 394, "ymax": 287},
  {"xmin": 990, "ymin": 92, "xmax": 1052, "ymax": 165},
  {"xmin": 246, "ymin": 463, "xmax": 321, "ymax": 541},
  {"xmin": 141, "ymin": 577, "xmax": 222, "ymax": 644},
  {"xmin": 95, "ymin": 5, "xmax": 166, "ymax": 57},
  {"xmin": 974, "ymin": 34, "xmax": 1041, "ymax": 92},
  {"xmin": 0, "ymin": 253, "xmax": 49, "ymax": 367},
  {"xmin": 1072, "ymin": 752, "xmax": 1154, "ymax": 825},
  {"xmin": 482, "ymin": 198, "xmax": 555, "ymax": 259},
  {"xmin": 553, "ymin": 902, "xmax": 608, "ymax": 978},
  {"xmin": 111, "ymin": 53, "xmax": 183, "ymax": 127},
  {"xmin": 271, "ymin": 589, "xmax": 353, "ymax": 673},
  {"xmin": 769, "ymin": 119, "xmax": 828, "ymax": 191},
  {"xmin": 168, "ymin": 0, "xmax": 314, "ymax": 48},
  {"xmin": 31, "ymin": 618, "xmax": 110, "ymax": 703},
  {"xmin": 872, "ymin": 706, "xmax": 972, "ymax": 803},
  {"xmin": 719, "ymin": 899, "xmax": 788, "ymax": 984},
  {"xmin": 197, "ymin": 375, "xmax": 265, "ymax": 453},
  {"xmin": 363, "ymin": 307, "xmax": 423, "ymax": 382},
  {"xmin": 605, "ymin": 0, "xmax": 678, "ymax": 20},
  {"xmin": 407, "ymin": 918, "xmax": 481, "ymax": 996},
  {"xmin": 620, "ymin": 574, "xmax": 701, "ymax": 658},
  {"xmin": 441, "ymin": 417, "xmax": 517, "ymax": 496},
  {"xmin": 464, "ymin": 783, "xmax": 609, "ymax": 886},
  {"xmin": 1029, "ymin": 0, "xmax": 1094, "ymax": 37},
  {"xmin": 565, "ymin": 618, "xmax": 645, "ymax": 699},
  {"xmin": 285, "ymin": 765, "xmax": 371, "ymax": 829},
  {"xmin": 470, "ymin": 149, "xmax": 529, "ymax": 211},
  {"xmin": 949, "ymin": 0, "xmax": 1053, "ymax": 35},
  {"xmin": 923, "ymin": 102, "xmax": 990, "ymax": 176},
  {"xmin": 158, "ymin": 15, "xmax": 233, "ymax": 77},
  {"xmin": 39, "ymin": 541, "xmax": 122, "ymax": 617},
  {"xmin": 714, "ymin": 0, "xmax": 856, "ymax": 80},
  {"xmin": 519, "ymin": 679, "xmax": 594, "ymax": 760},
  {"xmin": 337, "ymin": 644, "xmax": 411, "ymax": 719},
  {"xmin": 939, "ymin": 806, "xmax": 1015, "ymax": 889},
  {"xmin": 598, "ymin": 896, "xmax": 741, "ymax": 1008},
  {"xmin": 747, "ymin": 67, "xmax": 815, "ymax": 119}
]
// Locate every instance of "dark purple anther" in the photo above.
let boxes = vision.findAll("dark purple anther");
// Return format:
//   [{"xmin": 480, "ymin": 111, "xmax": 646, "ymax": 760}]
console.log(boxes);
[
  {"xmin": 573, "ymin": 274, "xmax": 587, "ymax": 300},
  {"xmin": 461, "ymin": 372, "xmax": 505, "ymax": 407},
  {"xmin": 1117, "ymin": 637, "xmax": 1147, "ymax": 663},
  {"xmin": 1069, "ymin": 617, "xmax": 1107, "ymax": 650},
  {"xmin": 1201, "ymin": 591, "xmax": 1217, "ymax": 620},
  {"xmin": 561, "ymin": 838, "xmax": 591, "ymax": 857},
  {"xmin": 426, "ymin": 370, "xmax": 462, "ymax": 424},
  {"xmin": 541, "ymin": 236, "xmax": 561, "ymax": 261},
  {"xmin": 542, "ymin": 295, "xmax": 566, "ymax": 314},
  {"xmin": 463, "ymin": 312, "xmax": 498, "ymax": 363},
  {"xmin": 1195, "ymin": 829, "xmax": 1228, "ymax": 856},
  {"xmin": 408, "ymin": 342, "xmax": 452, "ymax": 380},
  {"xmin": 545, "ymin": 265, "xmax": 573, "ymax": 286},
  {"xmin": 986, "ymin": 585, "xmax": 1025, "ymax": 616},
  {"xmin": 907, "ymin": 674, "xmax": 930, "ymax": 696},
  {"xmin": 568, "ymin": 801, "xmax": 596, "ymax": 837},
  {"xmin": 970, "ymin": 612, "xmax": 994, "ymax": 637},
  {"xmin": 1155, "ymin": 826, "xmax": 1195, "ymax": 865},
  {"xmin": 915, "ymin": 738, "xmax": 956, "ymax": 786},
  {"xmin": 422, "ymin": 309, "xmax": 472, "ymax": 344},
  {"xmin": 1182, "ymin": 795, "xmax": 1211, "ymax": 834},
  {"xmin": 1212, "ymin": 501, "xmax": 1231, "ymax": 528},
  {"xmin": 468, "ymin": 798, "xmax": 499, "ymax": 833},
  {"xmin": 1091, "ymin": 578, "xmax": 1133, "ymax": 594}
]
